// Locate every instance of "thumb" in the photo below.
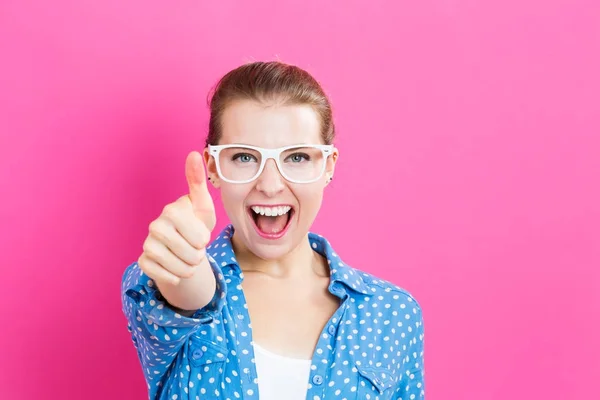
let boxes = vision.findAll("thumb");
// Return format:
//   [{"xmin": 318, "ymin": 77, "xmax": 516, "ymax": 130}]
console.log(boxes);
[{"xmin": 185, "ymin": 151, "xmax": 216, "ymax": 231}]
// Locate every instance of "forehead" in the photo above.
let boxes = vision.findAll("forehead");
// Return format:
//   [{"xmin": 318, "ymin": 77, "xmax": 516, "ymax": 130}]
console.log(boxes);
[{"xmin": 219, "ymin": 99, "xmax": 322, "ymax": 147}]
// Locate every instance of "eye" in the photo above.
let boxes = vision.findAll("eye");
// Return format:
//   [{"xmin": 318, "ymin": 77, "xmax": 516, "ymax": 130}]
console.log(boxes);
[
  {"xmin": 286, "ymin": 152, "xmax": 310, "ymax": 163},
  {"xmin": 232, "ymin": 153, "xmax": 257, "ymax": 163}
]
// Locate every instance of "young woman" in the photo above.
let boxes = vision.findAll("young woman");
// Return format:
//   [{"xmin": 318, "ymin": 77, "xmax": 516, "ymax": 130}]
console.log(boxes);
[{"xmin": 121, "ymin": 61, "xmax": 425, "ymax": 400}]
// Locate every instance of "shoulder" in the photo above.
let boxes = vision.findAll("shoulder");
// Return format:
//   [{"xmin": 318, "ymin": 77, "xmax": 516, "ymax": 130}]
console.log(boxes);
[
  {"xmin": 351, "ymin": 266, "xmax": 424, "ymax": 314},
  {"xmin": 310, "ymin": 230, "xmax": 424, "ymax": 314},
  {"xmin": 343, "ymin": 266, "xmax": 426, "ymax": 347}
]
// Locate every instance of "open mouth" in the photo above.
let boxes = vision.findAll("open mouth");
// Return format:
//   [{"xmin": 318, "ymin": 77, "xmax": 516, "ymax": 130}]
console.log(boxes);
[{"xmin": 248, "ymin": 204, "xmax": 294, "ymax": 239}]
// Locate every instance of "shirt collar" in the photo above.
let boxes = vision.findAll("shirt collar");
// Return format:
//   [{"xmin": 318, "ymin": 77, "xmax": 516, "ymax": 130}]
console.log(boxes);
[{"xmin": 207, "ymin": 225, "xmax": 371, "ymax": 296}]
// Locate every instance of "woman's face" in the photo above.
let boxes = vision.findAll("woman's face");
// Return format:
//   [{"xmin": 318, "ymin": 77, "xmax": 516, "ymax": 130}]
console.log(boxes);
[{"xmin": 204, "ymin": 99, "xmax": 338, "ymax": 261}]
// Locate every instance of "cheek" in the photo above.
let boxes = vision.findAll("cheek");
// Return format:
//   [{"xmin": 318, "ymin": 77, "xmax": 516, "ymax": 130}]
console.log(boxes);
[
  {"xmin": 220, "ymin": 186, "xmax": 251, "ymax": 215},
  {"xmin": 295, "ymin": 187, "xmax": 325, "ymax": 214}
]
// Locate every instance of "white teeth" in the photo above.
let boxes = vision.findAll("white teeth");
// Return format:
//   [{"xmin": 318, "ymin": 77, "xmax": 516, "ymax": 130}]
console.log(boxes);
[{"xmin": 251, "ymin": 205, "xmax": 292, "ymax": 216}]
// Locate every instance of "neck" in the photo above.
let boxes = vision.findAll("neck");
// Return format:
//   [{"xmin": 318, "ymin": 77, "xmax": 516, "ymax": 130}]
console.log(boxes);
[{"xmin": 231, "ymin": 233, "xmax": 329, "ymax": 280}]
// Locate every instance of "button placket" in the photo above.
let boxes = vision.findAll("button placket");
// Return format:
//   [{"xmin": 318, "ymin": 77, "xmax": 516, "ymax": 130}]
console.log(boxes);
[
  {"xmin": 327, "ymin": 324, "xmax": 336, "ymax": 336},
  {"xmin": 229, "ymin": 276, "xmax": 260, "ymax": 398},
  {"xmin": 307, "ymin": 303, "xmax": 348, "ymax": 399},
  {"xmin": 312, "ymin": 374, "xmax": 324, "ymax": 385}
]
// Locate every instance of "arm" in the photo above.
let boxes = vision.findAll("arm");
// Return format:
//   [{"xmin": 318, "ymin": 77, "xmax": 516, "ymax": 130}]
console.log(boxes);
[{"xmin": 120, "ymin": 256, "xmax": 226, "ymax": 398}]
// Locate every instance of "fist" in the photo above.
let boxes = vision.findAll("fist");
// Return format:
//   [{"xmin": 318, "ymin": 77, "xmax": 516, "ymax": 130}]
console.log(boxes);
[{"xmin": 138, "ymin": 151, "xmax": 217, "ymax": 286}]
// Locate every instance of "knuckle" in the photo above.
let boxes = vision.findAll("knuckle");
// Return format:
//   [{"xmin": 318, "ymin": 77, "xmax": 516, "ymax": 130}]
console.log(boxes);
[
  {"xmin": 143, "ymin": 242, "xmax": 161, "ymax": 263},
  {"xmin": 148, "ymin": 220, "xmax": 161, "ymax": 236},
  {"xmin": 162, "ymin": 203, "xmax": 178, "ymax": 220},
  {"xmin": 176, "ymin": 195, "xmax": 191, "ymax": 206},
  {"xmin": 137, "ymin": 256, "xmax": 155, "ymax": 278},
  {"xmin": 141, "ymin": 240, "xmax": 151, "ymax": 255},
  {"xmin": 149, "ymin": 222, "xmax": 169, "ymax": 244},
  {"xmin": 137, "ymin": 255, "xmax": 147, "ymax": 270}
]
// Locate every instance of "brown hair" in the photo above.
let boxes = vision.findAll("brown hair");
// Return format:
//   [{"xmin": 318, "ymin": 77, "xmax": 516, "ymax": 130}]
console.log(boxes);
[{"xmin": 205, "ymin": 61, "xmax": 335, "ymax": 147}]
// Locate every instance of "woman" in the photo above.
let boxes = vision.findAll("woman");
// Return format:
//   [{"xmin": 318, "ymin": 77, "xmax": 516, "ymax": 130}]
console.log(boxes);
[{"xmin": 121, "ymin": 61, "xmax": 425, "ymax": 400}]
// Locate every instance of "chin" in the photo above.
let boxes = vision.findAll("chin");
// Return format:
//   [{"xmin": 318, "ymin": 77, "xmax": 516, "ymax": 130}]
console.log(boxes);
[{"xmin": 246, "ymin": 242, "xmax": 297, "ymax": 261}]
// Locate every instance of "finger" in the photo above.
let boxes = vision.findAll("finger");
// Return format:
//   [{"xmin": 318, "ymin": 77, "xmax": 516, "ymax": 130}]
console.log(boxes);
[
  {"xmin": 185, "ymin": 151, "xmax": 216, "ymax": 230},
  {"xmin": 138, "ymin": 254, "xmax": 181, "ymax": 286},
  {"xmin": 165, "ymin": 203, "xmax": 212, "ymax": 250},
  {"xmin": 143, "ymin": 236, "xmax": 198, "ymax": 279},
  {"xmin": 149, "ymin": 218, "xmax": 207, "ymax": 264}
]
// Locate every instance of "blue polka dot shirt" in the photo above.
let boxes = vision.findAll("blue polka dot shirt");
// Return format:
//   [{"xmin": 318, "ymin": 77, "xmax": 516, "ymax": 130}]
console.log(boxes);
[{"xmin": 121, "ymin": 225, "xmax": 425, "ymax": 400}]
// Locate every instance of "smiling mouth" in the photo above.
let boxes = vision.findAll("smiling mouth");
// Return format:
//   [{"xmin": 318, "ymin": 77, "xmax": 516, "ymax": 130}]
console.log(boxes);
[{"xmin": 248, "ymin": 205, "xmax": 294, "ymax": 237}]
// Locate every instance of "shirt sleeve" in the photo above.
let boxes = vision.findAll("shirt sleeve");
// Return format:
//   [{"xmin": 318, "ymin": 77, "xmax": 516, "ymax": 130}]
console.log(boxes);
[
  {"xmin": 120, "ymin": 256, "xmax": 227, "ymax": 396},
  {"xmin": 395, "ymin": 306, "xmax": 425, "ymax": 399}
]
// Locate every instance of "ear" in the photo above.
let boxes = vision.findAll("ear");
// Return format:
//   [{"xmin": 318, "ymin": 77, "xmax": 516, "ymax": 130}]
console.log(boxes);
[
  {"xmin": 203, "ymin": 148, "xmax": 221, "ymax": 188},
  {"xmin": 325, "ymin": 147, "xmax": 339, "ymax": 184}
]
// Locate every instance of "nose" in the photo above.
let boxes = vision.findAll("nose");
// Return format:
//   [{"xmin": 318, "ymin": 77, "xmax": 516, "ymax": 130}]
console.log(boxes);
[{"xmin": 254, "ymin": 159, "xmax": 286, "ymax": 196}]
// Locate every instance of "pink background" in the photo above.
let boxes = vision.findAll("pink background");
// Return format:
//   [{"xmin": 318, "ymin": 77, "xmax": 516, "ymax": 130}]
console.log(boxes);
[{"xmin": 1, "ymin": 1, "xmax": 599, "ymax": 399}]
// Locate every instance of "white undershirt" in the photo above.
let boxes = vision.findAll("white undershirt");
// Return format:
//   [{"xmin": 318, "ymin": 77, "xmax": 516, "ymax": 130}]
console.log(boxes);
[{"xmin": 253, "ymin": 343, "xmax": 312, "ymax": 400}]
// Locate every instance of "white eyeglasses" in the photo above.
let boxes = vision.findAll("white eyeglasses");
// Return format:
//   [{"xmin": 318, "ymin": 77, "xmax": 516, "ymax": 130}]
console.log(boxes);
[{"xmin": 208, "ymin": 144, "xmax": 334, "ymax": 184}]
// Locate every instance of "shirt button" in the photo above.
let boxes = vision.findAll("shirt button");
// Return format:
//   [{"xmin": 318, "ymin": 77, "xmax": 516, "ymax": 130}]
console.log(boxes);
[
  {"xmin": 312, "ymin": 375, "xmax": 323, "ymax": 385},
  {"xmin": 192, "ymin": 349, "xmax": 204, "ymax": 360},
  {"xmin": 327, "ymin": 325, "xmax": 336, "ymax": 335}
]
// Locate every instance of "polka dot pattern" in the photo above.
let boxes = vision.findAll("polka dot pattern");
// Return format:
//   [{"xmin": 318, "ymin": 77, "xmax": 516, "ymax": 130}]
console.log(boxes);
[{"xmin": 122, "ymin": 225, "xmax": 425, "ymax": 399}]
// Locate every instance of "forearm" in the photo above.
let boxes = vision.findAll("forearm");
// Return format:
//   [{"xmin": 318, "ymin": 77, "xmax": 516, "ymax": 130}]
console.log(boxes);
[{"xmin": 156, "ymin": 256, "xmax": 216, "ymax": 315}]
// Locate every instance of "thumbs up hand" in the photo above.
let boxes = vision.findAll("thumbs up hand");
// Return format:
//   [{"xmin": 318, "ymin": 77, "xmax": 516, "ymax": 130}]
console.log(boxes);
[{"xmin": 137, "ymin": 151, "xmax": 218, "ymax": 310}]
